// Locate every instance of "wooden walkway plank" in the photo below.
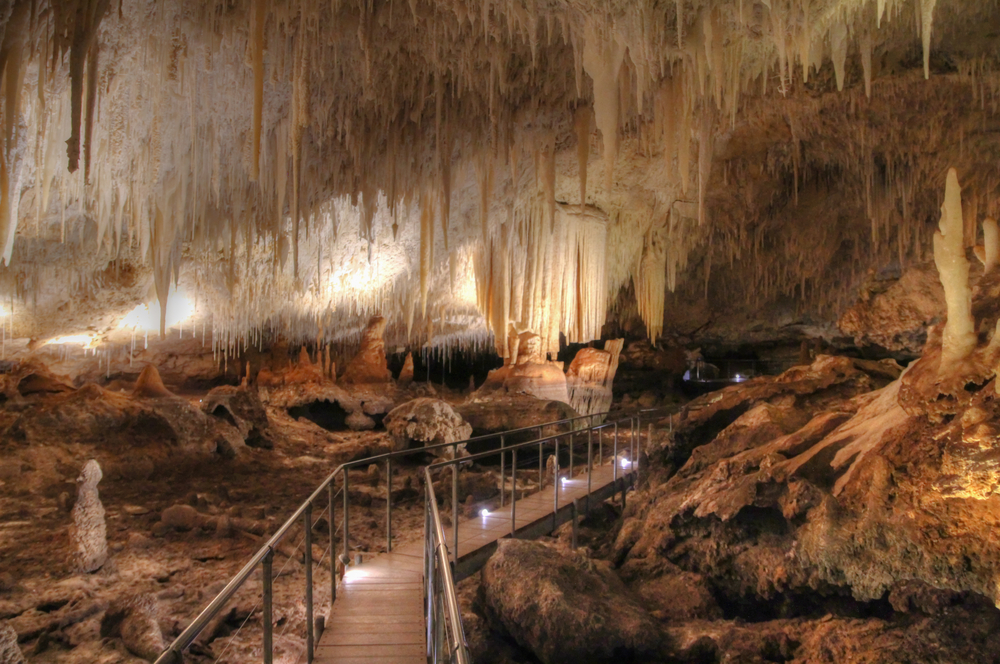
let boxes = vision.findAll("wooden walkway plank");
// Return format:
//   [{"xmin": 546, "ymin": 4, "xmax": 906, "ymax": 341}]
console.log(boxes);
[{"xmin": 315, "ymin": 458, "xmax": 629, "ymax": 663}]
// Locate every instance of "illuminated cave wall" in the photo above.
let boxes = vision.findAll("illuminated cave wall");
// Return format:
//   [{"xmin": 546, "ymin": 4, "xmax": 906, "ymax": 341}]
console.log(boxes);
[{"xmin": 0, "ymin": 0, "xmax": 999, "ymax": 365}]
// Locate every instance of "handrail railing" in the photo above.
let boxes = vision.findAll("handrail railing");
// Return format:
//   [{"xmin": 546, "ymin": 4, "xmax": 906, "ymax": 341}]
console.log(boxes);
[
  {"xmin": 153, "ymin": 408, "xmax": 612, "ymax": 664},
  {"xmin": 421, "ymin": 406, "xmax": 674, "ymax": 662}
]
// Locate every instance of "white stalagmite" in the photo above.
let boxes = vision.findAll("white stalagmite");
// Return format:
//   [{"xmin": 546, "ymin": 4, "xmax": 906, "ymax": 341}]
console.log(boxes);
[{"xmin": 933, "ymin": 168, "xmax": 976, "ymax": 370}]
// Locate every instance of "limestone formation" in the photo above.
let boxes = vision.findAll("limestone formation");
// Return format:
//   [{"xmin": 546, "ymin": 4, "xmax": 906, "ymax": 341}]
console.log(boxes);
[
  {"xmin": 383, "ymin": 398, "xmax": 471, "ymax": 457},
  {"xmin": 132, "ymin": 364, "xmax": 174, "ymax": 398},
  {"xmin": 398, "ymin": 352, "xmax": 414, "ymax": 388},
  {"xmin": 71, "ymin": 460, "xmax": 107, "ymax": 573},
  {"xmin": 101, "ymin": 594, "xmax": 165, "ymax": 661},
  {"xmin": 566, "ymin": 339, "xmax": 623, "ymax": 418},
  {"xmin": 0, "ymin": 622, "xmax": 24, "ymax": 664},
  {"xmin": 201, "ymin": 383, "xmax": 272, "ymax": 448},
  {"xmin": 933, "ymin": 169, "xmax": 977, "ymax": 370},
  {"xmin": 341, "ymin": 317, "xmax": 393, "ymax": 384}
]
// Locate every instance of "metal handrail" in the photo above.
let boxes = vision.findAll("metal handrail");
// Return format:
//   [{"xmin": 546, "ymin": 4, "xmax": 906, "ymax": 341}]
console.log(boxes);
[
  {"xmin": 153, "ymin": 408, "xmax": 613, "ymax": 664},
  {"xmin": 421, "ymin": 406, "xmax": 672, "ymax": 663}
]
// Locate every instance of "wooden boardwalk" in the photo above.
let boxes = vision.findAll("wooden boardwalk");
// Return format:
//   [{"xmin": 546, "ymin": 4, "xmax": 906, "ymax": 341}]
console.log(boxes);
[{"xmin": 315, "ymin": 460, "xmax": 627, "ymax": 663}]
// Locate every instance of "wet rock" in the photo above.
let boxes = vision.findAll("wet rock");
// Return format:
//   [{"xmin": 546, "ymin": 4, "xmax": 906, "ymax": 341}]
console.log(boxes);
[
  {"xmin": 71, "ymin": 460, "xmax": 107, "ymax": 573},
  {"xmin": 480, "ymin": 539, "xmax": 662, "ymax": 664},
  {"xmin": 383, "ymin": 398, "xmax": 471, "ymax": 457},
  {"xmin": 101, "ymin": 594, "xmax": 164, "ymax": 661},
  {"xmin": 0, "ymin": 621, "xmax": 24, "ymax": 664}
]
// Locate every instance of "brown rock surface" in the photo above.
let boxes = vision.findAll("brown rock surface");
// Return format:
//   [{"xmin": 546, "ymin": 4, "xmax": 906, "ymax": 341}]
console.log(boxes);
[
  {"xmin": 838, "ymin": 263, "xmax": 946, "ymax": 355},
  {"xmin": 480, "ymin": 539, "xmax": 662, "ymax": 664}
]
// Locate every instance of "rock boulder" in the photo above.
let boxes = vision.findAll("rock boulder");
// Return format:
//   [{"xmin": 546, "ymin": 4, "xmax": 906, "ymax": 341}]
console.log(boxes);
[{"xmin": 480, "ymin": 539, "xmax": 662, "ymax": 664}]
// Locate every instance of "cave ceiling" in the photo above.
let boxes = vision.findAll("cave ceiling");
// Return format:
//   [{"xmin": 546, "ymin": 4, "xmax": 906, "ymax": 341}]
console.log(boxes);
[{"xmin": 0, "ymin": 0, "xmax": 999, "ymax": 361}]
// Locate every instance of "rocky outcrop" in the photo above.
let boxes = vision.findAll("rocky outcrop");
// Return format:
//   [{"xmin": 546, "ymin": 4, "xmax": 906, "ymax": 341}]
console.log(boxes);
[
  {"xmin": 383, "ymin": 398, "xmax": 471, "ymax": 457},
  {"xmin": 480, "ymin": 540, "xmax": 662, "ymax": 664},
  {"xmin": 259, "ymin": 322, "xmax": 399, "ymax": 429},
  {"xmin": 101, "ymin": 594, "xmax": 164, "ymax": 661},
  {"xmin": 838, "ymin": 263, "xmax": 945, "ymax": 355},
  {"xmin": 457, "ymin": 395, "xmax": 578, "ymax": 438},
  {"xmin": 340, "ymin": 316, "xmax": 393, "ymax": 384},
  {"xmin": 202, "ymin": 383, "xmax": 272, "ymax": 448},
  {"xmin": 566, "ymin": 340, "xmax": 623, "ymax": 418},
  {"xmin": 71, "ymin": 460, "xmax": 107, "ymax": 573}
]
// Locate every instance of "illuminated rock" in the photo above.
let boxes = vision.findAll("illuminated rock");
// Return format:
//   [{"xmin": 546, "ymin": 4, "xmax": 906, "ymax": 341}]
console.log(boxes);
[
  {"xmin": 341, "ymin": 317, "xmax": 393, "ymax": 385},
  {"xmin": 566, "ymin": 340, "xmax": 623, "ymax": 418},
  {"xmin": 398, "ymin": 352, "xmax": 415, "ymax": 388},
  {"xmin": 933, "ymin": 169, "xmax": 976, "ymax": 372},
  {"xmin": 384, "ymin": 398, "xmax": 471, "ymax": 457}
]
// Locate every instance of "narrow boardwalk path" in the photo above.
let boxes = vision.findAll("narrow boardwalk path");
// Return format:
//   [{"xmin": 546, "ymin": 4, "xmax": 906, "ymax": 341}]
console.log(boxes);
[{"xmin": 315, "ymin": 460, "xmax": 625, "ymax": 663}]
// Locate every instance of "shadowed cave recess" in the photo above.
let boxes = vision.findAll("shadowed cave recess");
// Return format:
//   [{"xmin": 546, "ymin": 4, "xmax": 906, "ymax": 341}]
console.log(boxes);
[{"xmin": 4, "ymin": 0, "xmax": 1000, "ymax": 662}]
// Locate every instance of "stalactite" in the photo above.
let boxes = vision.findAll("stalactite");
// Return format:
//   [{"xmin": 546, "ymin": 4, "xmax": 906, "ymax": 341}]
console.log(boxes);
[
  {"xmin": 250, "ymin": 0, "xmax": 265, "ymax": 182},
  {"xmin": 65, "ymin": 0, "xmax": 110, "ymax": 173},
  {"xmin": 574, "ymin": 106, "xmax": 590, "ymax": 205},
  {"xmin": 582, "ymin": 20, "xmax": 625, "ymax": 194},
  {"xmin": 921, "ymin": 0, "xmax": 937, "ymax": 80}
]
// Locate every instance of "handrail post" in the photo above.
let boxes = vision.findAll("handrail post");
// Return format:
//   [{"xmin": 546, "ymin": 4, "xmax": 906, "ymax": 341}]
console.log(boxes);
[
  {"xmin": 510, "ymin": 447, "xmax": 517, "ymax": 537},
  {"xmin": 538, "ymin": 440, "xmax": 543, "ymax": 489},
  {"xmin": 425, "ymin": 492, "xmax": 433, "ymax": 661},
  {"xmin": 304, "ymin": 502, "xmax": 314, "ymax": 663},
  {"xmin": 328, "ymin": 483, "xmax": 336, "ymax": 605},
  {"xmin": 386, "ymin": 457, "xmax": 393, "ymax": 553},
  {"xmin": 553, "ymin": 437, "xmax": 560, "ymax": 531},
  {"xmin": 568, "ymin": 429, "xmax": 574, "ymax": 480},
  {"xmin": 613, "ymin": 422, "xmax": 619, "ymax": 482},
  {"xmin": 599, "ymin": 423, "xmax": 604, "ymax": 465},
  {"xmin": 571, "ymin": 499, "xmax": 578, "ymax": 549},
  {"xmin": 586, "ymin": 427, "xmax": 593, "ymax": 514},
  {"xmin": 343, "ymin": 471, "xmax": 350, "ymax": 563},
  {"xmin": 452, "ymin": 464, "xmax": 459, "ymax": 565},
  {"xmin": 263, "ymin": 549, "xmax": 274, "ymax": 664},
  {"xmin": 499, "ymin": 434, "xmax": 506, "ymax": 508}
]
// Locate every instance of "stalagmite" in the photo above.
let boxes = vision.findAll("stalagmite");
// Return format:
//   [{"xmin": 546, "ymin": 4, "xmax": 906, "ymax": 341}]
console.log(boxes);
[{"xmin": 933, "ymin": 169, "xmax": 976, "ymax": 370}]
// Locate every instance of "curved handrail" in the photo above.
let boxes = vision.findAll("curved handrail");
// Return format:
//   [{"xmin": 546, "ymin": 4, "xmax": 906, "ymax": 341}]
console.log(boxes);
[
  {"xmin": 154, "ymin": 408, "xmax": 612, "ymax": 664},
  {"xmin": 420, "ymin": 407, "xmax": 667, "ymax": 662}
]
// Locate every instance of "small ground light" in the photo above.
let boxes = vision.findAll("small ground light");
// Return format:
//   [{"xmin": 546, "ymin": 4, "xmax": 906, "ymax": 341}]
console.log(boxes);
[
  {"xmin": 480, "ymin": 509, "xmax": 489, "ymax": 517},
  {"xmin": 620, "ymin": 458, "xmax": 630, "ymax": 469}
]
